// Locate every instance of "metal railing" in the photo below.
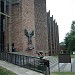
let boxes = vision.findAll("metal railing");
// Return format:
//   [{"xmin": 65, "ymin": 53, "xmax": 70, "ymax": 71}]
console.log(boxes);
[{"xmin": 0, "ymin": 52, "xmax": 50, "ymax": 74}]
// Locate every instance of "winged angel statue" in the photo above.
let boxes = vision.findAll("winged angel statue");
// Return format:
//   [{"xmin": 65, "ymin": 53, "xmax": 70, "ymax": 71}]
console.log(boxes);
[{"xmin": 24, "ymin": 29, "xmax": 34, "ymax": 50}]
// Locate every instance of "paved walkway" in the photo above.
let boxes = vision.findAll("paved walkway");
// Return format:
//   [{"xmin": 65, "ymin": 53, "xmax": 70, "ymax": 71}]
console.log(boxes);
[
  {"xmin": 51, "ymin": 58, "xmax": 75, "ymax": 72},
  {"xmin": 0, "ymin": 60, "xmax": 44, "ymax": 75},
  {"xmin": 44, "ymin": 56, "xmax": 75, "ymax": 72}
]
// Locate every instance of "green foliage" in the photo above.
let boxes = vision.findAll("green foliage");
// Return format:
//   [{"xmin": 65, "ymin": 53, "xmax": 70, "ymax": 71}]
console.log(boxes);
[
  {"xmin": 71, "ymin": 20, "xmax": 75, "ymax": 32},
  {"xmin": 65, "ymin": 21, "xmax": 75, "ymax": 53}
]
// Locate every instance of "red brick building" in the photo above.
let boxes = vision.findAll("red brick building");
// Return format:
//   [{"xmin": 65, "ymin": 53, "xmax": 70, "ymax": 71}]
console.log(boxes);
[
  {"xmin": 0, "ymin": 0, "xmax": 59, "ymax": 56},
  {"xmin": 47, "ymin": 11, "xmax": 59, "ymax": 55}
]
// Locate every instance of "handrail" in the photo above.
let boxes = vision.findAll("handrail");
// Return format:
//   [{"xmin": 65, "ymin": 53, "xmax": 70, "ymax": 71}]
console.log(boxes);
[{"xmin": 0, "ymin": 52, "xmax": 50, "ymax": 74}]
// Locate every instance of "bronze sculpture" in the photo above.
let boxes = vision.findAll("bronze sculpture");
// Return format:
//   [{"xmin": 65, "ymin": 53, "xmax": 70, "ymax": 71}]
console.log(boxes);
[{"xmin": 24, "ymin": 29, "xmax": 34, "ymax": 50}]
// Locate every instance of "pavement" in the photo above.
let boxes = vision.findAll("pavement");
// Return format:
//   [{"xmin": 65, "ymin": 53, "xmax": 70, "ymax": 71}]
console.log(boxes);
[
  {"xmin": 0, "ymin": 60, "xmax": 44, "ymax": 75},
  {"xmin": 44, "ymin": 56, "xmax": 75, "ymax": 72}
]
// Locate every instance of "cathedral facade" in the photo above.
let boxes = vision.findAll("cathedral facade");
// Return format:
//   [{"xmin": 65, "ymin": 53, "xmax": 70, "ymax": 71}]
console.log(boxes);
[{"xmin": 0, "ymin": 0, "xmax": 59, "ymax": 56}]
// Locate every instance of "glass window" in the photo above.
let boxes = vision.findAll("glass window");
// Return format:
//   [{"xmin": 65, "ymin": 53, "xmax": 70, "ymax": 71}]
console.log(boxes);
[{"xmin": 0, "ymin": 0, "xmax": 12, "ymax": 52}]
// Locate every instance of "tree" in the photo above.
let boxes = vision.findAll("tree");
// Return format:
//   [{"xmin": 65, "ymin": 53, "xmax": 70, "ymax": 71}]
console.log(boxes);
[
  {"xmin": 64, "ymin": 21, "xmax": 75, "ymax": 53},
  {"xmin": 71, "ymin": 20, "xmax": 75, "ymax": 32}
]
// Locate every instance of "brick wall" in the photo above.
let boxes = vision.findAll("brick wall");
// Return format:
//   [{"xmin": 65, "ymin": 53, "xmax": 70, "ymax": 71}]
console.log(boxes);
[
  {"xmin": 21, "ymin": 0, "xmax": 36, "ymax": 56},
  {"xmin": 34, "ymin": 0, "xmax": 49, "ymax": 55},
  {"xmin": 11, "ymin": 0, "xmax": 36, "ymax": 56}
]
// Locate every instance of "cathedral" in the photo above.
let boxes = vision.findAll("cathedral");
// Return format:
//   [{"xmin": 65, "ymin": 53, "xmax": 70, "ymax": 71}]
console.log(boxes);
[{"xmin": 0, "ymin": 0, "xmax": 59, "ymax": 56}]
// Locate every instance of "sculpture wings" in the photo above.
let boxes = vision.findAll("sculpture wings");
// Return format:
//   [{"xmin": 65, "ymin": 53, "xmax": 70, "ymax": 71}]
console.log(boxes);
[
  {"xmin": 24, "ymin": 29, "xmax": 29, "ymax": 37},
  {"xmin": 24, "ymin": 29, "xmax": 34, "ymax": 37},
  {"xmin": 30, "ymin": 30, "xmax": 34, "ymax": 37}
]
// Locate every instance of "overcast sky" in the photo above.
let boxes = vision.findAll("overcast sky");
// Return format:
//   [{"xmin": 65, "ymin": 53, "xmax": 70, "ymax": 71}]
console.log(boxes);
[{"xmin": 46, "ymin": 0, "xmax": 75, "ymax": 43}]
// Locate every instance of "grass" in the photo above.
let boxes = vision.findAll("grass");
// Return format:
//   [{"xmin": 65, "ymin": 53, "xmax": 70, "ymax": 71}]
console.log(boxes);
[
  {"xmin": 0, "ymin": 66, "xmax": 17, "ymax": 75},
  {"xmin": 51, "ymin": 72, "xmax": 75, "ymax": 75}
]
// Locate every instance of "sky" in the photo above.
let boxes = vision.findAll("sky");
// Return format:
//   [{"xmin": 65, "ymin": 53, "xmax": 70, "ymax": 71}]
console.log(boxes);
[{"xmin": 46, "ymin": 0, "xmax": 75, "ymax": 43}]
